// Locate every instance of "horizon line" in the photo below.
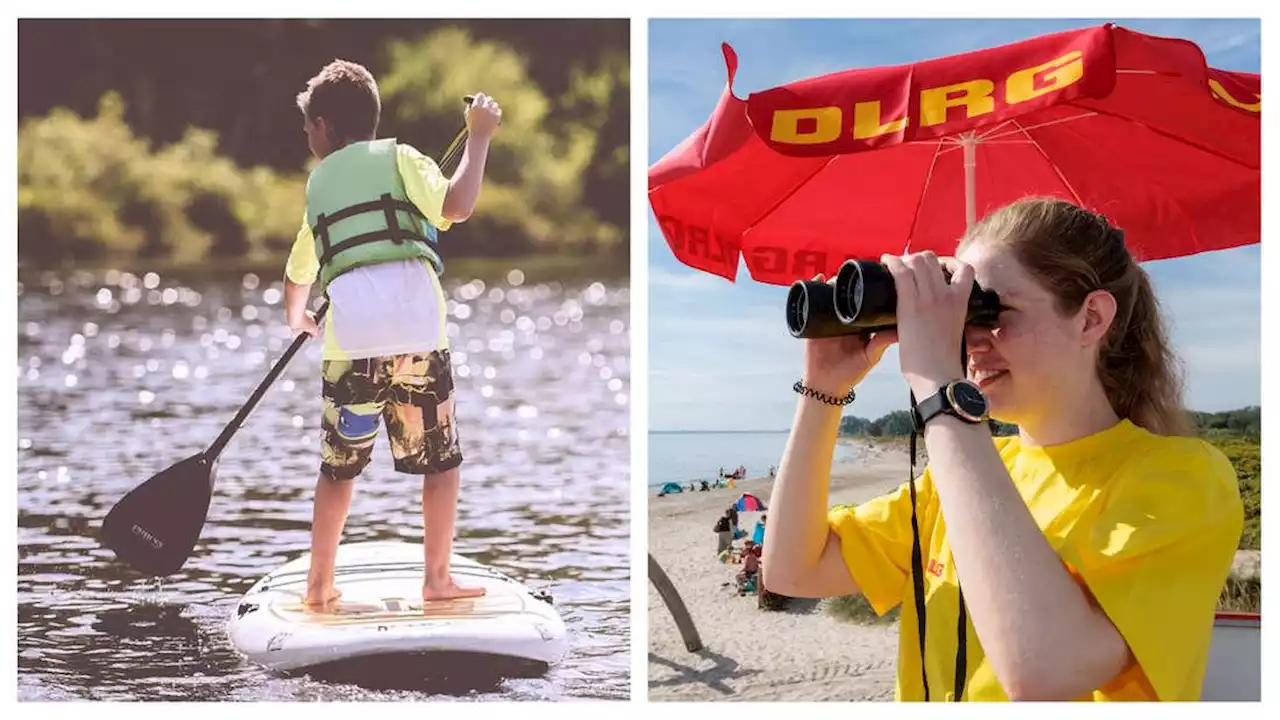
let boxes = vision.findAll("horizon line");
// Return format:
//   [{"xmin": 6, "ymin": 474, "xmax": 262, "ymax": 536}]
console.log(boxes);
[{"xmin": 650, "ymin": 429, "xmax": 790, "ymax": 434}]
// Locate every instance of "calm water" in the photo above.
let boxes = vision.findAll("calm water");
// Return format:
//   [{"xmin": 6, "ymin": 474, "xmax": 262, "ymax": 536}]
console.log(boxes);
[
  {"xmin": 648, "ymin": 431, "xmax": 860, "ymax": 488},
  {"xmin": 16, "ymin": 268, "xmax": 631, "ymax": 701}
]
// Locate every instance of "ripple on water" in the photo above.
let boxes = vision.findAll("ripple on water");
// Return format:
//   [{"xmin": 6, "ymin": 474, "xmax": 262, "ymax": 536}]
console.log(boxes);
[{"xmin": 18, "ymin": 270, "xmax": 631, "ymax": 701}]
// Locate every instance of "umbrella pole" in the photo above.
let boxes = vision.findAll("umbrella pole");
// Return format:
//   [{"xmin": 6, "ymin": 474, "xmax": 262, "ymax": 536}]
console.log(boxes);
[
  {"xmin": 649, "ymin": 553, "xmax": 703, "ymax": 652},
  {"xmin": 962, "ymin": 132, "xmax": 977, "ymax": 229}
]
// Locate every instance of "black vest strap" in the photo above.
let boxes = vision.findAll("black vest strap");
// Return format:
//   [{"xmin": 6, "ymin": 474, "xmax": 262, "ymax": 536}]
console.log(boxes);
[
  {"xmin": 316, "ymin": 212, "xmax": 331, "ymax": 258},
  {"xmin": 381, "ymin": 193, "xmax": 402, "ymax": 242},
  {"xmin": 318, "ymin": 229, "xmax": 437, "ymax": 268},
  {"xmin": 311, "ymin": 194, "xmax": 440, "ymax": 270},
  {"xmin": 314, "ymin": 194, "xmax": 428, "ymax": 232}
]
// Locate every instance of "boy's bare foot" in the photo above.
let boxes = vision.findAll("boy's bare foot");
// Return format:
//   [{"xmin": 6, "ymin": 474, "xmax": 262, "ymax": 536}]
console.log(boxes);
[
  {"xmin": 422, "ymin": 579, "xmax": 487, "ymax": 602},
  {"xmin": 303, "ymin": 585, "xmax": 342, "ymax": 608}
]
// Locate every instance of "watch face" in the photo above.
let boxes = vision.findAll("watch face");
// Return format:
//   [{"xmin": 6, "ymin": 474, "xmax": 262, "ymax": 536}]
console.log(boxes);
[{"xmin": 949, "ymin": 380, "xmax": 988, "ymax": 422}]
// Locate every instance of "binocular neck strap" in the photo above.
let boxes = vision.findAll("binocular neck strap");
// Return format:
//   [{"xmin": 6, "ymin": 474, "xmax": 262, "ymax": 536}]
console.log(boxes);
[{"xmin": 906, "ymin": 338, "xmax": 970, "ymax": 702}]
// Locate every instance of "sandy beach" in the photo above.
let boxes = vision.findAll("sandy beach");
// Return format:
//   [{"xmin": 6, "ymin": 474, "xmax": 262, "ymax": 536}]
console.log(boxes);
[{"xmin": 648, "ymin": 439, "xmax": 915, "ymax": 702}]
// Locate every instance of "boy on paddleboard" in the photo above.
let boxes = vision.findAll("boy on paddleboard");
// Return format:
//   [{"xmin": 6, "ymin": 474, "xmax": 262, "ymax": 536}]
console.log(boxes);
[{"xmin": 283, "ymin": 59, "xmax": 501, "ymax": 607}]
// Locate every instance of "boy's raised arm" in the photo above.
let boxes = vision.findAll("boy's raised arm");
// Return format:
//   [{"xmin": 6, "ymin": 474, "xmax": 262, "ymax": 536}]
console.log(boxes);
[{"xmin": 442, "ymin": 92, "xmax": 502, "ymax": 222}]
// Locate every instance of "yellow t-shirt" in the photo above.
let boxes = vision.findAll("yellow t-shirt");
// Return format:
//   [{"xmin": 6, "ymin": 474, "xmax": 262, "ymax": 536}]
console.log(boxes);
[
  {"xmin": 284, "ymin": 142, "xmax": 453, "ymax": 286},
  {"xmin": 283, "ymin": 142, "xmax": 454, "ymax": 360},
  {"xmin": 828, "ymin": 419, "xmax": 1242, "ymax": 701}
]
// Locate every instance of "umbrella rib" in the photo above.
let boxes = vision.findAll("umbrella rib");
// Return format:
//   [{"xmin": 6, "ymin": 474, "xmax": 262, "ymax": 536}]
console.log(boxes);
[
  {"xmin": 1007, "ymin": 117, "xmax": 1088, "ymax": 208},
  {"xmin": 918, "ymin": 113, "xmax": 1100, "ymax": 158},
  {"xmin": 980, "ymin": 112, "xmax": 1098, "ymax": 142},
  {"xmin": 976, "ymin": 119, "xmax": 1018, "ymax": 142},
  {"xmin": 1078, "ymin": 105, "xmax": 1260, "ymax": 172},
  {"xmin": 1011, "ymin": 111, "xmax": 1216, "ymax": 260},
  {"xmin": 738, "ymin": 156, "xmax": 842, "ymax": 239},
  {"xmin": 902, "ymin": 140, "xmax": 947, "ymax": 252},
  {"xmin": 995, "ymin": 105, "xmax": 1254, "ymax": 172}
]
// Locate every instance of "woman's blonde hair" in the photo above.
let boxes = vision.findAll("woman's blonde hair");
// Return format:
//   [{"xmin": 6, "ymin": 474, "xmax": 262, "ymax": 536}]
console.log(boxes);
[{"xmin": 958, "ymin": 197, "xmax": 1194, "ymax": 437}]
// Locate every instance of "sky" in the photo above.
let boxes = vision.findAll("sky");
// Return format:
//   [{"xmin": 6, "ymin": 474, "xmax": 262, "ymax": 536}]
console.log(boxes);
[{"xmin": 647, "ymin": 17, "xmax": 1262, "ymax": 432}]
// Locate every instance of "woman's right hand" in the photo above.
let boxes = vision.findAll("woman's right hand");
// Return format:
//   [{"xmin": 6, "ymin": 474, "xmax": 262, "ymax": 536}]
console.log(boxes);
[{"xmin": 801, "ymin": 275, "xmax": 898, "ymax": 397}]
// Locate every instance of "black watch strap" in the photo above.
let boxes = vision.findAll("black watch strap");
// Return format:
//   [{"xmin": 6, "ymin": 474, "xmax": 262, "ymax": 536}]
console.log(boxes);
[
  {"xmin": 912, "ymin": 380, "xmax": 989, "ymax": 431},
  {"xmin": 911, "ymin": 388, "xmax": 951, "ymax": 432}
]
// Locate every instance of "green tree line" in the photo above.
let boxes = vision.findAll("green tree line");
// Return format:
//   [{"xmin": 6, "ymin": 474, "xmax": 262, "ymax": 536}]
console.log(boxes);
[
  {"xmin": 837, "ymin": 411, "xmax": 1019, "ymax": 437},
  {"xmin": 838, "ymin": 405, "xmax": 1260, "ymax": 439},
  {"xmin": 18, "ymin": 19, "xmax": 629, "ymax": 270}
]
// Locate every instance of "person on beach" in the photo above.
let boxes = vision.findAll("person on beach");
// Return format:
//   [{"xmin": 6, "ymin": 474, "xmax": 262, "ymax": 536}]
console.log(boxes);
[
  {"xmin": 714, "ymin": 511, "xmax": 734, "ymax": 556},
  {"xmin": 738, "ymin": 542, "xmax": 761, "ymax": 594},
  {"xmin": 283, "ymin": 59, "xmax": 503, "ymax": 608},
  {"xmin": 753, "ymin": 514, "xmax": 767, "ymax": 546},
  {"xmin": 764, "ymin": 198, "xmax": 1242, "ymax": 701}
]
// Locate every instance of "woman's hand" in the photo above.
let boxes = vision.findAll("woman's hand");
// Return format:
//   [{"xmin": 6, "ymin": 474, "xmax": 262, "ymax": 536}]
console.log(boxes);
[
  {"xmin": 802, "ymin": 275, "xmax": 898, "ymax": 398},
  {"xmin": 880, "ymin": 252, "xmax": 972, "ymax": 397}
]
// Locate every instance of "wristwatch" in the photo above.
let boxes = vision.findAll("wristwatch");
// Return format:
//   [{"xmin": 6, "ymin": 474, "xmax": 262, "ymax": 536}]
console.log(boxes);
[{"xmin": 911, "ymin": 379, "xmax": 989, "ymax": 432}]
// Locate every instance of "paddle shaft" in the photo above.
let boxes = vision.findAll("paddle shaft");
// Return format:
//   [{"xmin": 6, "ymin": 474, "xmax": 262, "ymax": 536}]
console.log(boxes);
[
  {"xmin": 440, "ymin": 94, "xmax": 482, "ymax": 172},
  {"xmin": 205, "ymin": 299, "xmax": 329, "ymax": 462}
]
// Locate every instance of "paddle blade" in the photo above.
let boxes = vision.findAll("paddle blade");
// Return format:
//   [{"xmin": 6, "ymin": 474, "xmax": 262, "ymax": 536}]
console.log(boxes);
[{"xmin": 99, "ymin": 452, "xmax": 217, "ymax": 576}]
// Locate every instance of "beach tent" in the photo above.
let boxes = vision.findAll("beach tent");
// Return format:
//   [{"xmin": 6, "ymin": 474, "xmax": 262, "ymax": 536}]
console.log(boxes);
[
  {"xmin": 661, "ymin": 482, "xmax": 684, "ymax": 494},
  {"xmin": 734, "ymin": 493, "xmax": 766, "ymax": 512}
]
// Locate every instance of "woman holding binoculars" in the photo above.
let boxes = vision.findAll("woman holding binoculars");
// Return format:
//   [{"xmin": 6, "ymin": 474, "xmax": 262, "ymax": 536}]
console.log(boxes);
[{"xmin": 763, "ymin": 197, "xmax": 1242, "ymax": 701}]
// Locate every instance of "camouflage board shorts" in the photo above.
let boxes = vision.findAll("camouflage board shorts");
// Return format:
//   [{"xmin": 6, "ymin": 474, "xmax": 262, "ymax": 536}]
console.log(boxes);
[{"xmin": 319, "ymin": 349, "xmax": 463, "ymax": 480}]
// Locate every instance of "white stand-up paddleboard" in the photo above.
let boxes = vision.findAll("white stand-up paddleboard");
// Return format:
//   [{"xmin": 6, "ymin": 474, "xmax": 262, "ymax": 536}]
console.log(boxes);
[{"xmin": 227, "ymin": 541, "xmax": 569, "ymax": 673}]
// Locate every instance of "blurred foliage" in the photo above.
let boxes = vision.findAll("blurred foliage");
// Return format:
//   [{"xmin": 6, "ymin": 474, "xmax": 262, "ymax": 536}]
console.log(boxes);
[
  {"xmin": 18, "ymin": 93, "xmax": 304, "ymax": 266},
  {"xmin": 18, "ymin": 19, "xmax": 628, "ymax": 270},
  {"xmin": 380, "ymin": 25, "xmax": 628, "ymax": 256}
]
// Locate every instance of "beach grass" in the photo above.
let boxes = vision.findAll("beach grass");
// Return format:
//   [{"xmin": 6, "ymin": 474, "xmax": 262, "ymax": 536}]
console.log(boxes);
[
  {"xmin": 1202, "ymin": 433, "xmax": 1260, "ymax": 551},
  {"xmin": 825, "ymin": 593, "xmax": 901, "ymax": 625},
  {"xmin": 1217, "ymin": 573, "xmax": 1261, "ymax": 613}
]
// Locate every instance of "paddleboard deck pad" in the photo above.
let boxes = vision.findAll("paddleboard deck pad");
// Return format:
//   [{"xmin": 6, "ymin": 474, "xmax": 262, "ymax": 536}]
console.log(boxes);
[{"xmin": 228, "ymin": 541, "xmax": 568, "ymax": 672}]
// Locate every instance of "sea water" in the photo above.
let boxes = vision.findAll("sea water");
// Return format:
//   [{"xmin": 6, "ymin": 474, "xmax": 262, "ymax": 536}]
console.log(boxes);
[{"xmin": 648, "ymin": 431, "xmax": 860, "ymax": 488}]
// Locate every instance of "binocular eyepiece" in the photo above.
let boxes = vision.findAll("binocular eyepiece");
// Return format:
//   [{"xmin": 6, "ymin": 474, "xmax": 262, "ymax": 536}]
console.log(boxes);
[{"xmin": 786, "ymin": 259, "xmax": 1002, "ymax": 338}]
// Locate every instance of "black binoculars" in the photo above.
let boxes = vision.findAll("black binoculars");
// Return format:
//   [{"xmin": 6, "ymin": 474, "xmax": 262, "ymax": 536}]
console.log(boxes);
[{"xmin": 785, "ymin": 259, "xmax": 1002, "ymax": 338}]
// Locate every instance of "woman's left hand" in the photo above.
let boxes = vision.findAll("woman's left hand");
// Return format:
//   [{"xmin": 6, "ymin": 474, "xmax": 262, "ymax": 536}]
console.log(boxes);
[{"xmin": 880, "ymin": 252, "xmax": 973, "ymax": 398}]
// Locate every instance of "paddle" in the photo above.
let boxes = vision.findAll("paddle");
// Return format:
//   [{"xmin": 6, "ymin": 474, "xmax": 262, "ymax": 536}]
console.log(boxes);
[
  {"xmin": 99, "ymin": 299, "xmax": 329, "ymax": 576},
  {"xmin": 99, "ymin": 95, "xmax": 482, "ymax": 576}
]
